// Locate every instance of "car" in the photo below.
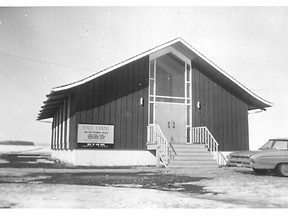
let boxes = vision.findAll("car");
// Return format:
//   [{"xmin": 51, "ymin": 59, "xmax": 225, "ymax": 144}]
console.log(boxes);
[{"xmin": 227, "ymin": 138, "xmax": 288, "ymax": 177}]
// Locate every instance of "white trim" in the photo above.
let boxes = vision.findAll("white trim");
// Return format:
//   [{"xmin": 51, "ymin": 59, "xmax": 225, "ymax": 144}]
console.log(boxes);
[
  {"xmin": 52, "ymin": 115, "xmax": 55, "ymax": 149},
  {"xmin": 184, "ymin": 62, "xmax": 187, "ymax": 100},
  {"xmin": 60, "ymin": 105, "xmax": 63, "ymax": 149},
  {"xmin": 154, "ymin": 96, "xmax": 186, "ymax": 99},
  {"xmin": 63, "ymin": 100, "xmax": 67, "ymax": 148},
  {"xmin": 149, "ymin": 46, "xmax": 191, "ymax": 63},
  {"xmin": 178, "ymin": 39, "xmax": 273, "ymax": 107},
  {"xmin": 50, "ymin": 38, "xmax": 272, "ymax": 107},
  {"xmin": 248, "ymin": 109, "xmax": 265, "ymax": 114},
  {"xmin": 148, "ymin": 51, "xmax": 192, "ymax": 143},
  {"xmin": 57, "ymin": 109, "xmax": 60, "ymax": 150},
  {"xmin": 52, "ymin": 39, "xmax": 183, "ymax": 92},
  {"xmin": 154, "ymin": 101, "xmax": 187, "ymax": 105},
  {"xmin": 55, "ymin": 110, "xmax": 59, "ymax": 149},
  {"xmin": 186, "ymin": 61, "xmax": 192, "ymax": 144},
  {"xmin": 61, "ymin": 103, "xmax": 65, "ymax": 149},
  {"xmin": 54, "ymin": 114, "xmax": 57, "ymax": 149},
  {"xmin": 66, "ymin": 97, "xmax": 70, "ymax": 149}
]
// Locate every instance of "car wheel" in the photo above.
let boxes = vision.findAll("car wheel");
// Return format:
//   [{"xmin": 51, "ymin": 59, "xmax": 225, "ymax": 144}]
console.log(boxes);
[
  {"xmin": 253, "ymin": 168, "xmax": 268, "ymax": 175},
  {"xmin": 277, "ymin": 163, "xmax": 288, "ymax": 177}
]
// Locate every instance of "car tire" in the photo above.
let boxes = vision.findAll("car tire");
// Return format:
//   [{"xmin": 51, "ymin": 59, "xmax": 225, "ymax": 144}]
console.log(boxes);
[
  {"xmin": 277, "ymin": 163, "xmax": 288, "ymax": 177},
  {"xmin": 253, "ymin": 168, "xmax": 268, "ymax": 175}
]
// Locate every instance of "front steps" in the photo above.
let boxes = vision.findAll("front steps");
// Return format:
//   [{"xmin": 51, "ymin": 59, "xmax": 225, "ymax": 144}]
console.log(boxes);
[{"xmin": 168, "ymin": 144, "xmax": 218, "ymax": 168}]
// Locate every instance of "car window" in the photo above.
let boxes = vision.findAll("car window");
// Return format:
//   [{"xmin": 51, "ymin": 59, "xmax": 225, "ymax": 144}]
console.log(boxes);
[
  {"xmin": 259, "ymin": 140, "xmax": 273, "ymax": 150},
  {"xmin": 272, "ymin": 141, "xmax": 288, "ymax": 150}
]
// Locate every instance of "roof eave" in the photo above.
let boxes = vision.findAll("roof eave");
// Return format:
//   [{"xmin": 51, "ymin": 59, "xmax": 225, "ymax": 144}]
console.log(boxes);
[
  {"xmin": 49, "ymin": 38, "xmax": 272, "ymax": 109},
  {"xmin": 37, "ymin": 38, "xmax": 272, "ymax": 119}
]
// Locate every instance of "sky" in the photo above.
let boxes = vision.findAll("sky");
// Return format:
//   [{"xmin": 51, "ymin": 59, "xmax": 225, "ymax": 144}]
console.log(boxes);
[{"xmin": 0, "ymin": 6, "xmax": 288, "ymax": 149}]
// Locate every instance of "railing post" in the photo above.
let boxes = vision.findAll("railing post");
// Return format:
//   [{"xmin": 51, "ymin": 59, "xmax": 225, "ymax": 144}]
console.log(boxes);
[
  {"xmin": 216, "ymin": 143, "xmax": 219, "ymax": 164},
  {"xmin": 192, "ymin": 126, "xmax": 227, "ymax": 167},
  {"xmin": 146, "ymin": 124, "xmax": 180, "ymax": 167},
  {"xmin": 156, "ymin": 145, "xmax": 160, "ymax": 167},
  {"xmin": 147, "ymin": 125, "xmax": 151, "ymax": 143}
]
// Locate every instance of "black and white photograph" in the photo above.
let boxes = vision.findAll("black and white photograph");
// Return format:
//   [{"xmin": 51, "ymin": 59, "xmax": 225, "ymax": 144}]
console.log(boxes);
[{"xmin": 0, "ymin": 1, "xmax": 288, "ymax": 211}]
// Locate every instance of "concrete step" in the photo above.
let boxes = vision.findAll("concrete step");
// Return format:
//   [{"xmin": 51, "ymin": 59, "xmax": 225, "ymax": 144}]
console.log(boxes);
[
  {"xmin": 172, "ymin": 144, "xmax": 206, "ymax": 149},
  {"xmin": 174, "ymin": 152, "xmax": 212, "ymax": 157},
  {"xmin": 168, "ymin": 164, "xmax": 219, "ymax": 168},
  {"xmin": 173, "ymin": 145, "xmax": 208, "ymax": 152},
  {"xmin": 173, "ymin": 146, "xmax": 207, "ymax": 149},
  {"xmin": 175, "ymin": 149, "xmax": 209, "ymax": 154},
  {"xmin": 169, "ymin": 160, "xmax": 217, "ymax": 165},
  {"xmin": 166, "ymin": 143, "xmax": 219, "ymax": 169},
  {"xmin": 172, "ymin": 156, "xmax": 216, "ymax": 161}
]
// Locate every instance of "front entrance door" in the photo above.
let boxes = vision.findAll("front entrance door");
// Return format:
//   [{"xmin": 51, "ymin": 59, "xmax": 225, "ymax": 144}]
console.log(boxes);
[
  {"xmin": 148, "ymin": 48, "xmax": 192, "ymax": 144},
  {"xmin": 155, "ymin": 103, "xmax": 187, "ymax": 144}
]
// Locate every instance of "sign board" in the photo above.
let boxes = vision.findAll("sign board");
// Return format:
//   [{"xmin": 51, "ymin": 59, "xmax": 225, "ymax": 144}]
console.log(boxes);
[{"xmin": 77, "ymin": 124, "xmax": 114, "ymax": 149}]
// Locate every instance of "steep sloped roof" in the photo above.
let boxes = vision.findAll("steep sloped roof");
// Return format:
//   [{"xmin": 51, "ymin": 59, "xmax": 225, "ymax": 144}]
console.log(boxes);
[{"xmin": 37, "ymin": 38, "xmax": 272, "ymax": 120}]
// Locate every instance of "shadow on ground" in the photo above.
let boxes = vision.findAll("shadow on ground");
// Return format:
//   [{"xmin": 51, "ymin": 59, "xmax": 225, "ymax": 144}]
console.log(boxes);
[
  {"xmin": 233, "ymin": 167, "xmax": 280, "ymax": 177},
  {"xmin": 0, "ymin": 152, "xmax": 216, "ymax": 195}
]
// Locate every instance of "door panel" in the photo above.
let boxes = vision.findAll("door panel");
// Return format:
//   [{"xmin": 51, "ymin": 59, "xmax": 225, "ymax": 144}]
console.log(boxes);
[{"xmin": 155, "ymin": 103, "xmax": 186, "ymax": 144}]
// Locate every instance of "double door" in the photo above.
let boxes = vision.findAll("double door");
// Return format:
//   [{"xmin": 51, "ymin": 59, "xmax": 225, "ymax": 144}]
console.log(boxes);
[{"xmin": 155, "ymin": 103, "xmax": 187, "ymax": 144}]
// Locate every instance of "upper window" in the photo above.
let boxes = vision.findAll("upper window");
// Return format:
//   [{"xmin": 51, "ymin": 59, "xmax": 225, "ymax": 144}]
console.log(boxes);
[
  {"xmin": 259, "ymin": 140, "xmax": 273, "ymax": 150},
  {"xmin": 272, "ymin": 141, "xmax": 288, "ymax": 150},
  {"xmin": 155, "ymin": 53, "xmax": 185, "ymax": 98}
]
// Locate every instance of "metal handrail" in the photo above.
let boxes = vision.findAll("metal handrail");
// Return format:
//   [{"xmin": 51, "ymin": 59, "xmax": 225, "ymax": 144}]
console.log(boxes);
[
  {"xmin": 192, "ymin": 126, "xmax": 227, "ymax": 167},
  {"xmin": 168, "ymin": 142, "xmax": 177, "ymax": 156},
  {"xmin": 217, "ymin": 151, "xmax": 228, "ymax": 167},
  {"xmin": 147, "ymin": 124, "xmax": 176, "ymax": 167}
]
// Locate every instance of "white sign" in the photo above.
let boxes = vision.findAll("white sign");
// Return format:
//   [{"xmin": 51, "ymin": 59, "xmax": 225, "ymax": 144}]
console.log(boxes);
[{"xmin": 77, "ymin": 124, "xmax": 114, "ymax": 144}]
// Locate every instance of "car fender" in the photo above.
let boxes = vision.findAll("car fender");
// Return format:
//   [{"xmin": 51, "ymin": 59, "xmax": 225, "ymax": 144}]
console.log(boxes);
[{"xmin": 250, "ymin": 151, "xmax": 288, "ymax": 169}]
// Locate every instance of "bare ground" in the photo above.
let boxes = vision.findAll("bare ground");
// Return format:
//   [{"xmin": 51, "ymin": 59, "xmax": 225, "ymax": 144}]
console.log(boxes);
[{"xmin": 0, "ymin": 145, "xmax": 288, "ymax": 208}]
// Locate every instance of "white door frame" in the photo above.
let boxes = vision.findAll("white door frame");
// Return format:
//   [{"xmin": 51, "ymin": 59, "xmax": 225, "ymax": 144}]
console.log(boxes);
[{"xmin": 148, "ymin": 47, "xmax": 192, "ymax": 143}]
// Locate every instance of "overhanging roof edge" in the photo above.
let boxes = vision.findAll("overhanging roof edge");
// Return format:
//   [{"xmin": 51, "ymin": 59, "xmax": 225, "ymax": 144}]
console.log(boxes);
[
  {"xmin": 45, "ymin": 38, "xmax": 272, "ymax": 109},
  {"xmin": 50, "ymin": 38, "xmax": 185, "ymax": 92},
  {"xmin": 177, "ymin": 39, "xmax": 272, "ymax": 108}
]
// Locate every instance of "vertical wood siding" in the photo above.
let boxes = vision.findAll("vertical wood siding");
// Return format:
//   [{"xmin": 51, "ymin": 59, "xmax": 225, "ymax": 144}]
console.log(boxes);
[
  {"xmin": 50, "ymin": 99, "xmax": 70, "ymax": 150},
  {"xmin": 68, "ymin": 56, "xmax": 149, "ymax": 150},
  {"xmin": 51, "ymin": 115, "xmax": 55, "ymax": 150},
  {"xmin": 69, "ymin": 93, "xmax": 77, "ymax": 150},
  {"xmin": 55, "ymin": 55, "xmax": 248, "ymax": 152},
  {"xmin": 192, "ymin": 65, "xmax": 249, "ymax": 151}
]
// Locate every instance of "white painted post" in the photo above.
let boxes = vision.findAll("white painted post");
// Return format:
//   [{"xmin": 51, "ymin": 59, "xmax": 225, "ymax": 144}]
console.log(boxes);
[{"xmin": 156, "ymin": 146, "xmax": 160, "ymax": 167}]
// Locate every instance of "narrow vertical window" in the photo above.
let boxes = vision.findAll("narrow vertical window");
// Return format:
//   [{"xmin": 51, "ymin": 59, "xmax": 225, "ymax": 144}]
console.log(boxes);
[
  {"xmin": 186, "ymin": 64, "xmax": 190, "ymax": 82},
  {"xmin": 150, "ymin": 60, "xmax": 155, "ymax": 79},
  {"xmin": 187, "ymin": 127, "xmax": 191, "ymax": 143},
  {"xmin": 149, "ymin": 80, "xmax": 154, "ymax": 96},
  {"xmin": 187, "ymin": 105, "xmax": 190, "ymax": 126},
  {"xmin": 149, "ymin": 103, "xmax": 154, "ymax": 124},
  {"xmin": 186, "ymin": 84, "xmax": 190, "ymax": 98}
]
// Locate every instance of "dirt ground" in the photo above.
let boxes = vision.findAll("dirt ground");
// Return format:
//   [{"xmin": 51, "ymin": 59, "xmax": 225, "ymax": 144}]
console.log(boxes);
[{"xmin": 1, "ymin": 145, "xmax": 288, "ymax": 209}]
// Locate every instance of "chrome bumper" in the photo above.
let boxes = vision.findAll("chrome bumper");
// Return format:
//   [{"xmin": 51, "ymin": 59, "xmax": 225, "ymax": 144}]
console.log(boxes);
[{"xmin": 227, "ymin": 161, "xmax": 252, "ymax": 168}]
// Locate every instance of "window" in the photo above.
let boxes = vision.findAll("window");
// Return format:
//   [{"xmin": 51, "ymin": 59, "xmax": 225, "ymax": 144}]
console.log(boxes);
[
  {"xmin": 155, "ymin": 53, "xmax": 185, "ymax": 98},
  {"xmin": 272, "ymin": 141, "xmax": 288, "ymax": 150},
  {"xmin": 148, "ymin": 48, "xmax": 192, "ymax": 143},
  {"xmin": 259, "ymin": 140, "xmax": 273, "ymax": 150}
]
